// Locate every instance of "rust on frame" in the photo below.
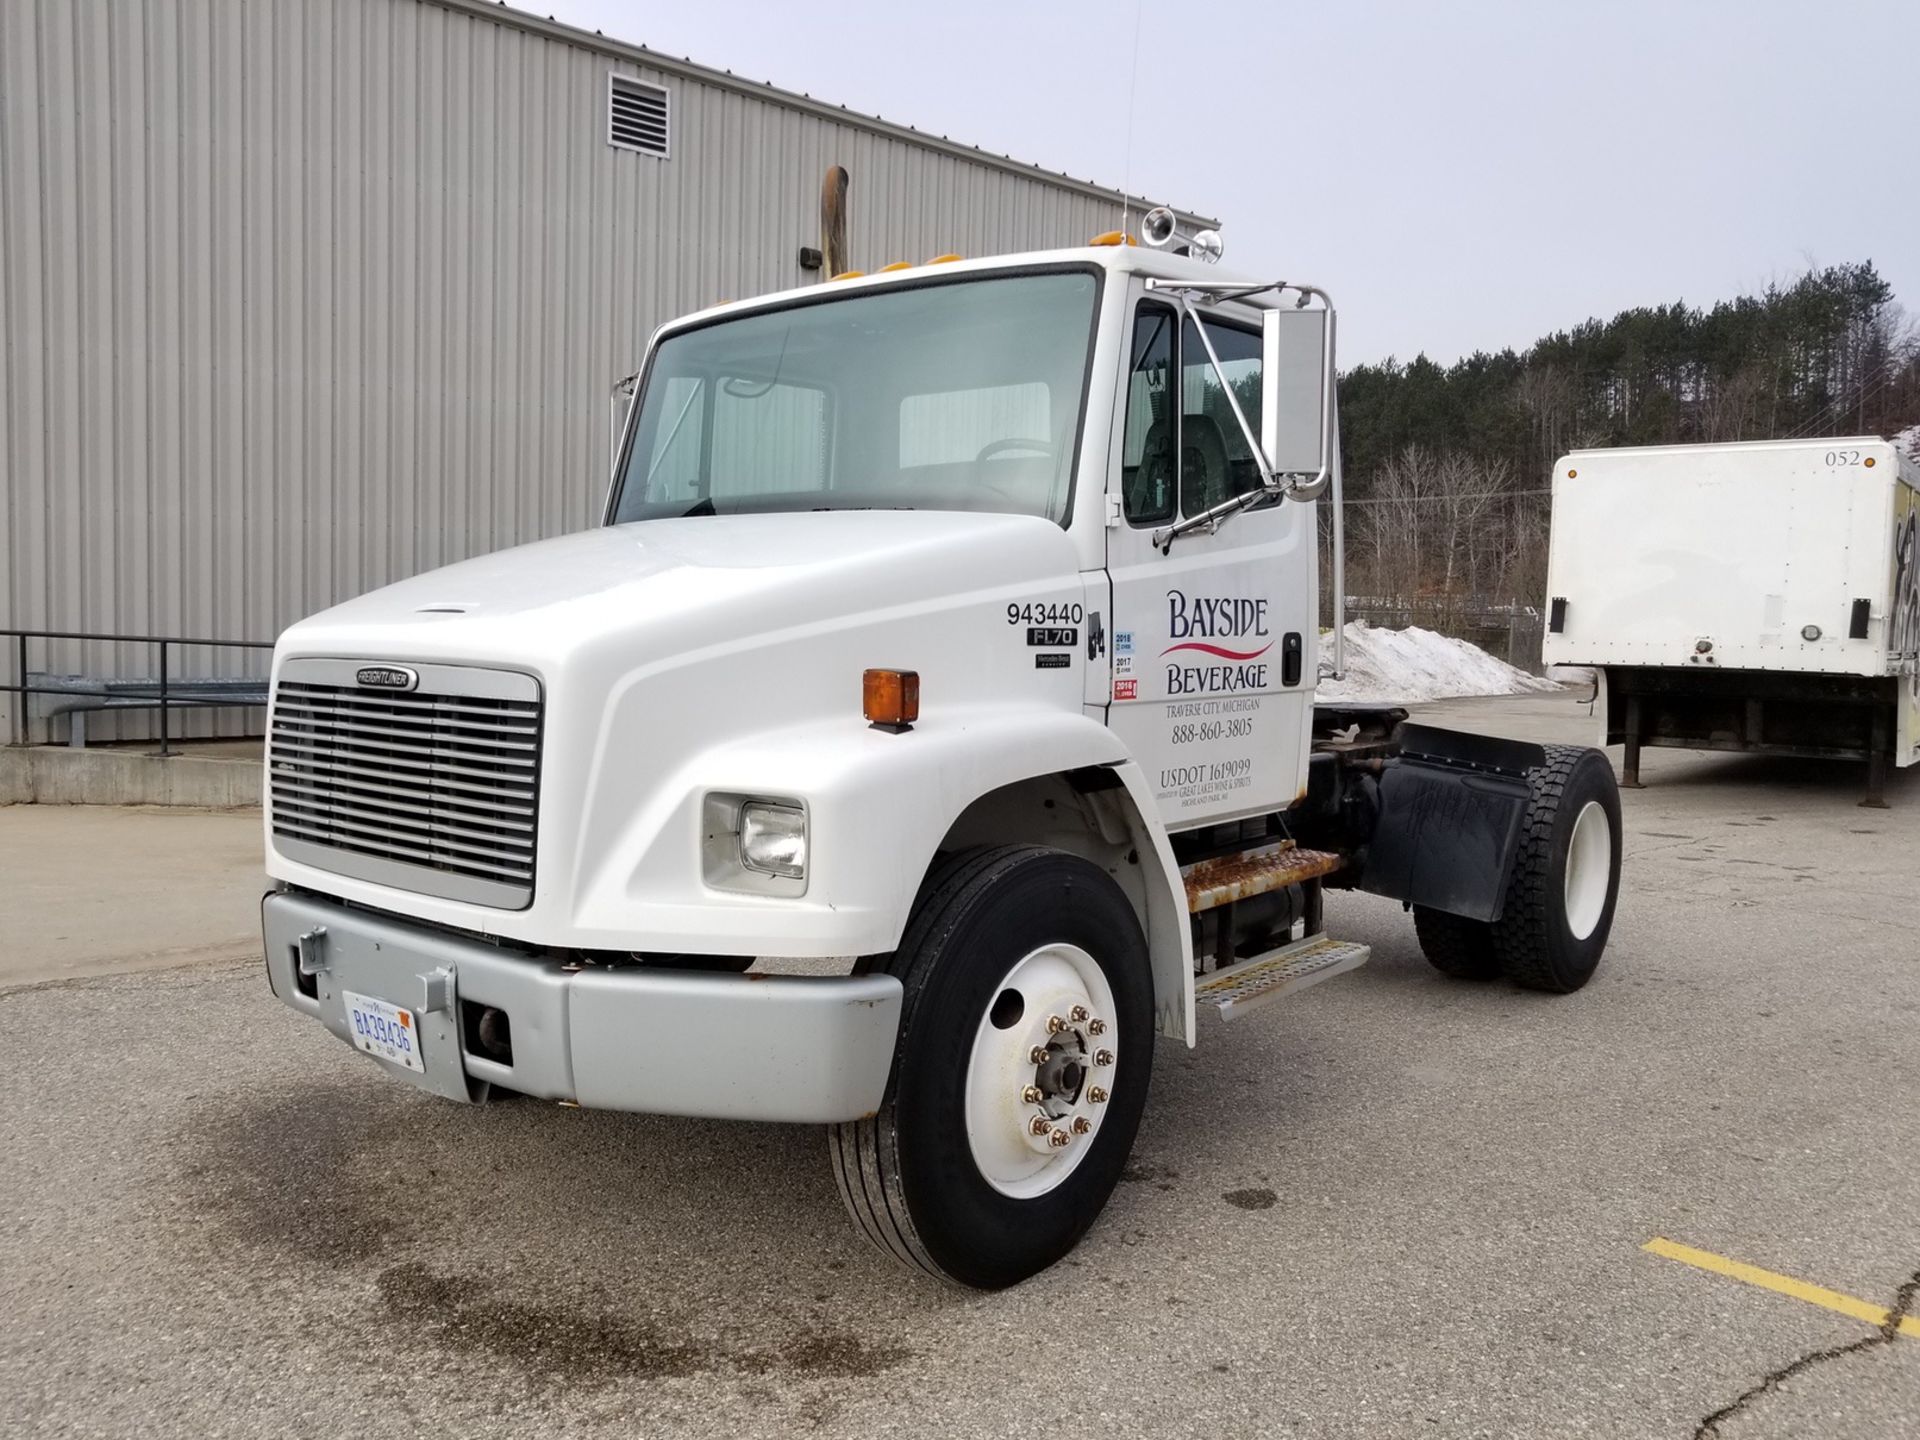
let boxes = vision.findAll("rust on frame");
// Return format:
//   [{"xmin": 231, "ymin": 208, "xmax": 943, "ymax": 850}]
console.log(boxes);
[{"xmin": 1182, "ymin": 842, "xmax": 1345, "ymax": 913}]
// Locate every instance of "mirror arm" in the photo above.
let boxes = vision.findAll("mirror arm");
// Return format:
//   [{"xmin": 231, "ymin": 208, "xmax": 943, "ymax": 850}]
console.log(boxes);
[
  {"xmin": 1150, "ymin": 486, "xmax": 1267, "ymax": 554},
  {"xmin": 1144, "ymin": 280, "xmax": 1340, "ymax": 550}
]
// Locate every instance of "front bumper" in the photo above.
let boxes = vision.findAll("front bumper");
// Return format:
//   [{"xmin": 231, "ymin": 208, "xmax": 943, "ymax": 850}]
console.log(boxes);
[{"xmin": 261, "ymin": 891, "xmax": 903, "ymax": 1123}]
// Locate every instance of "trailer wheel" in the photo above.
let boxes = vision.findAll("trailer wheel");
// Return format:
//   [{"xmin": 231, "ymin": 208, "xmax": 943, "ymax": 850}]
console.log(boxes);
[
  {"xmin": 1411, "ymin": 907, "xmax": 1501, "ymax": 980},
  {"xmin": 1490, "ymin": 744, "xmax": 1622, "ymax": 994},
  {"xmin": 828, "ymin": 845, "xmax": 1153, "ymax": 1289}
]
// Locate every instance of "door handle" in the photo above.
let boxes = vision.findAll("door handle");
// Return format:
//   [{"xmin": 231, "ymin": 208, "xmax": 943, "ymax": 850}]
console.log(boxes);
[{"xmin": 1087, "ymin": 611, "xmax": 1106, "ymax": 661}]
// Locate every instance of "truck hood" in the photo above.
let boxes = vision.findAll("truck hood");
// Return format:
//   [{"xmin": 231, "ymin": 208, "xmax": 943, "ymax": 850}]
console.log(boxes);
[{"xmin": 279, "ymin": 509, "xmax": 1083, "ymax": 668}]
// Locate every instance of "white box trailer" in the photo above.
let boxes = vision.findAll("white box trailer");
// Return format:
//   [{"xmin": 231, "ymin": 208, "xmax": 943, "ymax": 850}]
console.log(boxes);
[{"xmin": 1542, "ymin": 436, "xmax": 1920, "ymax": 804}]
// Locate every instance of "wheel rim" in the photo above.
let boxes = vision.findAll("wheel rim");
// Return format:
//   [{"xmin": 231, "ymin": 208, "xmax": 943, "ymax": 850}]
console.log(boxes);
[
  {"xmin": 963, "ymin": 943, "xmax": 1118, "ymax": 1200},
  {"xmin": 1563, "ymin": 800, "xmax": 1611, "ymax": 941}
]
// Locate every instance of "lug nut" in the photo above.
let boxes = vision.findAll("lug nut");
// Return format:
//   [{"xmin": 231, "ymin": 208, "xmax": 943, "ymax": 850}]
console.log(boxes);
[
  {"xmin": 1029, "ymin": 1116, "xmax": 1052, "ymax": 1136},
  {"xmin": 1047, "ymin": 1129, "xmax": 1072, "ymax": 1149},
  {"xmin": 1069, "ymin": 1004, "xmax": 1089, "ymax": 1023},
  {"xmin": 1028, "ymin": 1045, "xmax": 1049, "ymax": 1065},
  {"xmin": 1021, "ymin": 1085, "xmax": 1043, "ymax": 1104},
  {"xmin": 1046, "ymin": 1014, "xmax": 1068, "ymax": 1035},
  {"xmin": 1071, "ymin": 1116, "xmax": 1092, "ymax": 1135},
  {"xmin": 1088, "ymin": 1019, "xmax": 1107, "ymax": 1036},
  {"xmin": 1094, "ymin": 1049, "xmax": 1114, "ymax": 1067},
  {"xmin": 1088, "ymin": 1085, "xmax": 1108, "ymax": 1104}
]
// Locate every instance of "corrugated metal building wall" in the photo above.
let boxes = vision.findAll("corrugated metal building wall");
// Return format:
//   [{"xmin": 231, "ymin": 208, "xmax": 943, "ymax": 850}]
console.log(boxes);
[{"xmin": 0, "ymin": 0, "xmax": 1209, "ymax": 740}]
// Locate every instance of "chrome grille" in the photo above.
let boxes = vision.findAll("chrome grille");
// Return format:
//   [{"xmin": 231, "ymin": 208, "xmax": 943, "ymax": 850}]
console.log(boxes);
[{"xmin": 268, "ymin": 659, "xmax": 542, "ymax": 909}]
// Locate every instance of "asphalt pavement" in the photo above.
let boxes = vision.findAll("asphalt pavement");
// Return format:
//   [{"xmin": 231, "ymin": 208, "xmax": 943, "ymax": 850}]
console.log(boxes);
[{"xmin": 3, "ymin": 693, "xmax": 1916, "ymax": 1438}]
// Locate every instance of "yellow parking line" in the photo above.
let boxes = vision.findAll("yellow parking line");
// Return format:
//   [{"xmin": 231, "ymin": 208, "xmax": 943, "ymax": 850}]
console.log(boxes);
[{"xmin": 1645, "ymin": 1237, "xmax": 1920, "ymax": 1338}]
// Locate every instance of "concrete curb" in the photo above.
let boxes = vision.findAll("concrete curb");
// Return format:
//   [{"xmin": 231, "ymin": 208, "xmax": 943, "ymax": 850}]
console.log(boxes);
[{"xmin": 0, "ymin": 746, "xmax": 262, "ymax": 808}]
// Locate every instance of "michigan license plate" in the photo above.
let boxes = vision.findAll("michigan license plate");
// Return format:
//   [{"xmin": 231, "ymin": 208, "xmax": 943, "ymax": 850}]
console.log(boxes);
[{"xmin": 344, "ymin": 990, "xmax": 424, "ymax": 1073}]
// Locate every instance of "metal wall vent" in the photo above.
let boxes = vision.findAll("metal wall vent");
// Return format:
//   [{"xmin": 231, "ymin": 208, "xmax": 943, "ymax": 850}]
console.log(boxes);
[{"xmin": 608, "ymin": 74, "xmax": 670, "ymax": 157}]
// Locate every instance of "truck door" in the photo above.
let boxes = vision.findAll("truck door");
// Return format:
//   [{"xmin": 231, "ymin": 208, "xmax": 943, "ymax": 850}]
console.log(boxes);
[{"xmin": 1104, "ymin": 294, "xmax": 1318, "ymax": 830}]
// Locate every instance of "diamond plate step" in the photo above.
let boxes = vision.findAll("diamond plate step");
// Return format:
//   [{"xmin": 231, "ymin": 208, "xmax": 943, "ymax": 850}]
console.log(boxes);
[
  {"xmin": 1182, "ymin": 841, "xmax": 1346, "ymax": 914},
  {"xmin": 1194, "ymin": 934, "xmax": 1370, "ymax": 1021}
]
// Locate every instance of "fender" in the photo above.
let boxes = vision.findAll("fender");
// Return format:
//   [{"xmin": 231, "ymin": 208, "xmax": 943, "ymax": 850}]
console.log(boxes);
[{"xmin": 553, "ymin": 704, "xmax": 1191, "ymax": 1038}]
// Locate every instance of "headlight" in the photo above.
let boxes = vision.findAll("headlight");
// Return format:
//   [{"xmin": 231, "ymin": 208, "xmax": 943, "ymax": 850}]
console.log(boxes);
[{"xmin": 740, "ymin": 802, "xmax": 807, "ymax": 880}]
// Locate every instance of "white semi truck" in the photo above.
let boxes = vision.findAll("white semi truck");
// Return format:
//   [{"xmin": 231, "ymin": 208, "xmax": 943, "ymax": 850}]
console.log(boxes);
[
  {"xmin": 260, "ymin": 218, "xmax": 1624, "ymax": 1287},
  {"xmin": 1542, "ymin": 437, "xmax": 1920, "ymax": 805}
]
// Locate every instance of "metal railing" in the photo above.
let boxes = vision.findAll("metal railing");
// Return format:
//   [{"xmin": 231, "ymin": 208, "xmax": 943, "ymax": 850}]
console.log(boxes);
[{"xmin": 3, "ymin": 628, "xmax": 275, "ymax": 756}]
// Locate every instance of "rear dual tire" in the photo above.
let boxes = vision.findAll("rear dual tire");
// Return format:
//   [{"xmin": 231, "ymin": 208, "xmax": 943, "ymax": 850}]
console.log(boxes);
[{"xmin": 1413, "ymin": 744, "xmax": 1621, "ymax": 994}]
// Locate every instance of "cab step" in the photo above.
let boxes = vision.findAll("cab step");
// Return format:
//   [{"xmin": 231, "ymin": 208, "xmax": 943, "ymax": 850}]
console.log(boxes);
[
  {"xmin": 1194, "ymin": 933, "xmax": 1370, "ymax": 1021},
  {"xmin": 1182, "ymin": 841, "xmax": 1346, "ymax": 914}
]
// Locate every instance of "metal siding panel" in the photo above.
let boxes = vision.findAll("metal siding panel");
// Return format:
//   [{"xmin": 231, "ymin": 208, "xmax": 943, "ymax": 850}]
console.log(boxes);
[
  {"xmin": 0, "ymin": 3, "xmax": 20, "ymax": 737},
  {"xmin": 176, "ymin": 0, "xmax": 208, "ymax": 656},
  {"xmin": 41, "ymin": 1, "xmax": 82, "ymax": 663},
  {"xmin": 241, "ymin": 0, "xmax": 275, "ymax": 649},
  {"xmin": 1, "ymin": 0, "xmax": 1204, "ymax": 743}
]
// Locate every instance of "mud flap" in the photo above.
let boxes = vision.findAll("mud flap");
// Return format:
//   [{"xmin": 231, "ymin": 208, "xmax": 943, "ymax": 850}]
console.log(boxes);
[{"xmin": 1356, "ymin": 724, "xmax": 1545, "ymax": 922}]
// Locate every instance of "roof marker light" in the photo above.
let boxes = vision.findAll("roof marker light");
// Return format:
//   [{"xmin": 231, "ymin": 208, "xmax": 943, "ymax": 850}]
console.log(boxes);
[
  {"xmin": 926, "ymin": 253, "xmax": 962, "ymax": 264},
  {"xmin": 878, "ymin": 261, "xmax": 913, "ymax": 272},
  {"xmin": 1089, "ymin": 231, "xmax": 1134, "ymax": 247},
  {"xmin": 830, "ymin": 270, "xmax": 866, "ymax": 281}
]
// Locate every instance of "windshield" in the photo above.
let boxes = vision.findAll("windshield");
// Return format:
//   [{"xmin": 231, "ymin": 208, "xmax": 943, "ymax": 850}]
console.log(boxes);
[{"xmin": 610, "ymin": 270, "xmax": 1099, "ymax": 526}]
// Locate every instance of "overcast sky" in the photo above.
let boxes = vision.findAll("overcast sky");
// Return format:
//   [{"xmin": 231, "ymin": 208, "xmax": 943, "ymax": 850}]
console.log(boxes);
[{"xmin": 537, "ymin": 0, "xmax": 1917, "ymax": 366}]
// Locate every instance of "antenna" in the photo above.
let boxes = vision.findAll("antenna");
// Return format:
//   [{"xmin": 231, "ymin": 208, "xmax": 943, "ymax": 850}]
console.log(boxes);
[{"xmin": 1119, "ymin": 0, "xmax": 1144, "ymax": 237}]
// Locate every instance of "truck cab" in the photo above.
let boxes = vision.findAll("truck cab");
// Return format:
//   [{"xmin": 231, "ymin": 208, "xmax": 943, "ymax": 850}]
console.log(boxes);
[{"xmin": 261, "ymin": 232, "xmax": 1623, "ymax": 1287}]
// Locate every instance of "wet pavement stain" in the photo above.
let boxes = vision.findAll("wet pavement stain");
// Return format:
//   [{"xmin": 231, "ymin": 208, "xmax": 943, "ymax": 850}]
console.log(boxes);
[
  {"xmin": 379, "ymin": 1262, "xmax": 911, "ymax": 1389},
  {"xmin": 178, "ymin": 1081, "xmax": 407, "ymax": 1263},
  {"xmin": 1222, "ymin": 1187, "xmax": 1278, "ymax": 1211},
  {"xmin": 176, "ymin": 1086, "xmax": 914, "ymax": 1394},
  {"xmin": 1121, "ymin": 1162, "xmax": 1181, "ymax": 1192}
]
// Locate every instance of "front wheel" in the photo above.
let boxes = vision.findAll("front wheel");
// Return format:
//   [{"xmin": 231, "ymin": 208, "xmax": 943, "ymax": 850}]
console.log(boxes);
[{"xmin": 828, "ymin": 846, "xmax": 1155, "ymax": 1289}]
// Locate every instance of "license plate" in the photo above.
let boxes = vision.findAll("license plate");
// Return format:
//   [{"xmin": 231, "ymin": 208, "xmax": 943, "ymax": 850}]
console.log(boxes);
[{"xmin": 343, "ymin": 990, "xmax": 425, "ymax": 1073}]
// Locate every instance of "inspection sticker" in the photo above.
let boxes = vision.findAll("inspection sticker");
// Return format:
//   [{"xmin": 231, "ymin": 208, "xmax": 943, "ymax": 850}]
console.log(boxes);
[{"xmin": 1113, "ymin": 678, "xmax": 1138, "ymax": 701}]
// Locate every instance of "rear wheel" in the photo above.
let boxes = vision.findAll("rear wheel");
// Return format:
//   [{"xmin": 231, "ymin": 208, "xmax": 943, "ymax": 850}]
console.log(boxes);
[
  {"xmin": 1490, "ymin": 744, "xmax": 1622, "ymax": 993},
  {"xmin": 1412, "ymin": 906, "xmax": 1500, "ymax": 980},
  {"xmin": 828, "ymin": 846, "xmax": 1154, "ymax": 1289}
]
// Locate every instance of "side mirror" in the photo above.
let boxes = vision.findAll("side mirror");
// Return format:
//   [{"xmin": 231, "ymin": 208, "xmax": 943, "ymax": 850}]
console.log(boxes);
[{"xmin": 1261, "ymin": 304, "xmax": 1334, "ymax": 501}]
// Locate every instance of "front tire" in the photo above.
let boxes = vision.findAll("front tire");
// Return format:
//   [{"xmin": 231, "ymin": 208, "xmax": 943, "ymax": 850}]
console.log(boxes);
[{"xmin": 828, "ymin": 846, "xmax": 1154, "ymax": 1289}]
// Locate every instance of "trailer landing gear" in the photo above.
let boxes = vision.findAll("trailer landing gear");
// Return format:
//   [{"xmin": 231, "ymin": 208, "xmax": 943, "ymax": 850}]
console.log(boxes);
[
  {"xmin": 1620, "ymin": 697, "xmax": 1646, "ymax": 789},
  {"xmin": 1863, "ymin": 708, "xmax": 1890, "ymax": 809}
]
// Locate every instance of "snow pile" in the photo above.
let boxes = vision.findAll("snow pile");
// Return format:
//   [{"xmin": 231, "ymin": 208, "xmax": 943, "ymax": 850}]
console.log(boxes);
[
  {"xmin": 1895, "ymin": 424, "xmax": 1919, "ymax": 461},
  {"xmin": 1316, "ymin": 620, "xmax": 1561, "ymax": 704}
]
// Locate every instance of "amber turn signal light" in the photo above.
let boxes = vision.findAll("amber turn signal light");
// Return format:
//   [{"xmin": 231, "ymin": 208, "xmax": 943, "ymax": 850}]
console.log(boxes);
[{"xmin": 864, "ymin": 668, "xmax": 920, "ymax": 731}]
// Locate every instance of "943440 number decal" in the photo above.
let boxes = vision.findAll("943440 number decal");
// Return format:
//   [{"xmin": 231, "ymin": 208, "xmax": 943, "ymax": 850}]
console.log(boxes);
[{"xmin": 1007, "ymin": 601, "xmax": 1083, "ymax": 627}]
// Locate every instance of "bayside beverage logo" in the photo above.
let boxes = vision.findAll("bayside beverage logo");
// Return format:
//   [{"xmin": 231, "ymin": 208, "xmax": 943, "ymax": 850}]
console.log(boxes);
[{"xmin": 1162, "ymin": 589, "xmax": 1271, "ymax": 695}]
